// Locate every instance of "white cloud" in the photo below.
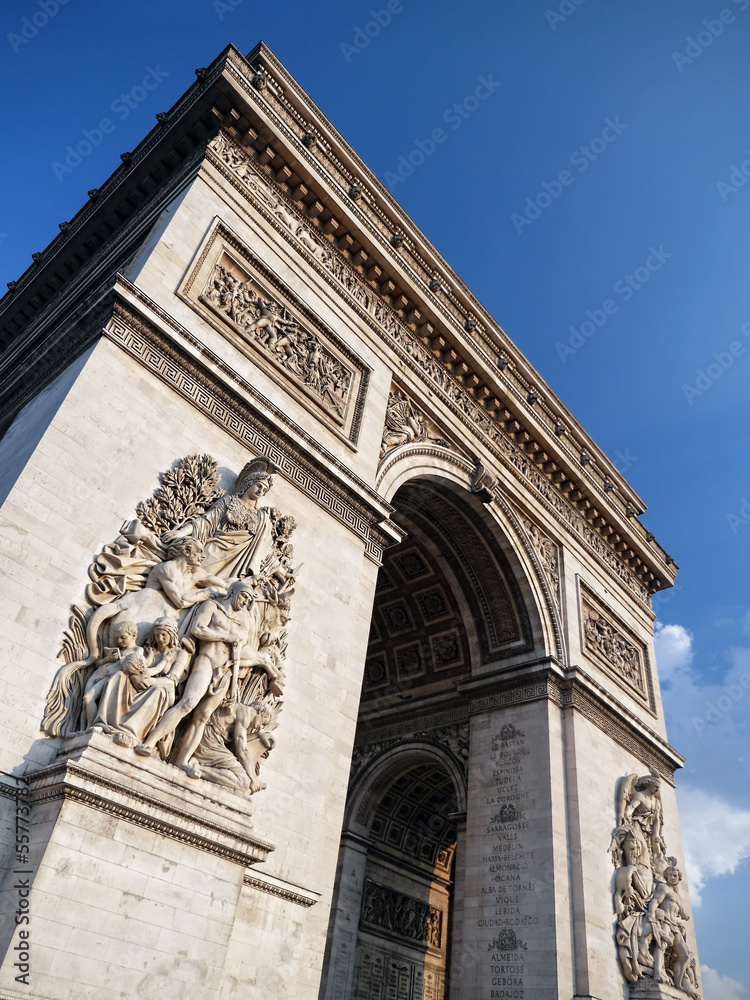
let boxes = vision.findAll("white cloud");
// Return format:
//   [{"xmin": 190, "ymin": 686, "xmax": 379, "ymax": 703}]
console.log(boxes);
[
  {"xmin": 654, "ymin": 621, "xmax": 694, "ymax": 680},
  {"xmin": 701, "ymin": 965, "xmax": 748, "ymax": 1000},
  {"xmin": 677, "ymin": 786, "xmax": 750, "ymax": 906}
]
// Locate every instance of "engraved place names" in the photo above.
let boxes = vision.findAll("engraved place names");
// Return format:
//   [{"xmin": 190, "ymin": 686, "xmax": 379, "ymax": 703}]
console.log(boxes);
[
  {"xmin": 353, "ymin": 945, "xmax": 445, "ymax": 1000},
  {"xmin": 479, "ymin": 723, "xmax": 534, "ymax": 999}
]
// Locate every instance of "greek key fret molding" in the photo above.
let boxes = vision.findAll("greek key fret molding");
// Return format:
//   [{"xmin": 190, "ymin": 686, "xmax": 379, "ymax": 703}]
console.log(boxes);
[
  {"xmin": 104, "ymin": 285, "xmax": 398, "ymax": 565},
  {"xmin": 470, "ymin": 680, "xmax": 556, "ymax": 715},
  {"xmin": 243, "ymin": 871, "xmax": 320, "ymax": 907},
  {"xmin": 580, "ymin": 581, "xmax": 656, "ymax": 713},
  {"xmin": 560, "ymin": 677, "xmax": 680, "ymax": 786}
]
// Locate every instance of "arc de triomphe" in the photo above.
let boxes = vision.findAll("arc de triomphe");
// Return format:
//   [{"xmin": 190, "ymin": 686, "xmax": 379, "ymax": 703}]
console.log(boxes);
[{"xmin": 0, "ymin": 42, "xmax": 701, "ymax": 1000}]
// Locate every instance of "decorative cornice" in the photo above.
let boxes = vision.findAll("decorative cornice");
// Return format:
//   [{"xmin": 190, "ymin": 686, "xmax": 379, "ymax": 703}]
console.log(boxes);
[
  {"xmin": 234, "ymin": 45, "xmax": 675, "ymax": 587},
  {"xmin": 243, "ymin": 870, "xmax": 320, "ymax": 906},
  {"xmin": 27, "ymin": 758, "xmax": 275, "ymax": 867},
  {"xmin": 1, "ymin": 43, "xmax": 675, "ymax": 601},
  {"xmin": 454, "ymin": 662, "xmax": 681, "ymax": 783},
  {"xmin": 560, "ymin": 672, "xmax": 681, "ymax": 785},
  {"xmin": 206, "ymin": 132, "xmax": 661, "ymax": 605}
]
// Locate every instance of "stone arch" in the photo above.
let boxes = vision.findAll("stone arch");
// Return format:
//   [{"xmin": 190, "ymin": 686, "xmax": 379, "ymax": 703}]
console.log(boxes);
[
  {"xmin": 321, "ymin": 743, "xmax": 463, "ymax": 1000},
  {"xmin": 346, "ymin": 740, "xmax": 468, "ymax": 838},
  {"xmin": 376, "ymin": 445, "xmax": 565, "ymax": 666}
]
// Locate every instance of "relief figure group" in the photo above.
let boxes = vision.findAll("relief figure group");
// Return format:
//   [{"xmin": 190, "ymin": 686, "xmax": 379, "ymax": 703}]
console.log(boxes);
[{"xmin": 43, "ymin": 454, "xmax": 296, "ymax": 796}]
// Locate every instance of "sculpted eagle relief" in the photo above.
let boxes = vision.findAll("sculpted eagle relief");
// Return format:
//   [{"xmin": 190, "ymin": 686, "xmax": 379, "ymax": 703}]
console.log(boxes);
[{"xmin": 42, "ymin": 453, "xmax": 297, "ymax": 796}]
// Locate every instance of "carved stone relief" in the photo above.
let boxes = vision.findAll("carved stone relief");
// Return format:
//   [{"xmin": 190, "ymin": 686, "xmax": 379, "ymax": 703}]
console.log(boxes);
[
  {"xmin": 178, "ymin": 220, "xmax": 370, "ymax": 445},
  {"xmin": 350, "ymin": 722, "xmax": 470, "ymax": 785},
  {"xmin": 361, "ymin": 880, "xmax": 443, "ymax": 950},
  {"xmin": 523, "ymin": 518, "xmax": 561, "ymax": 613},
  {"xmin": 379, "ymin": 388, "xmax": 449, "ymax": 459},
  {"xmin": 201, "ymin": 258, "xmax": 352, "ymax": 421},
  {"xmin": 43, "ymin": 453, "xmax": 296, "ymax": 797},
  {"xmin": 581, "ymin": 585, "xmax": 653, "ymax": 710},
  {"xmin": 610, "ymin": 772, "xmax": 700, "ymax": 996}
]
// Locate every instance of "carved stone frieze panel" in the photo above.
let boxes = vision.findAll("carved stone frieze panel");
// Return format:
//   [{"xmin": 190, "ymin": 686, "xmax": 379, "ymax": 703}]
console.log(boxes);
[
  {"xmin": 179, "ymin": 217, "xmax": 369, "ymax": 444},
  {"xmin": 104, "ymin": 285, "xmax": 399, "ymax": 565},
  {"xmin": 42, "ymin": 452, "xmax": 297, "ymax": 800},
  {"xmin": 350, "ymin": 721, "xmax": 470, "ymax": 786},
  {"xmin": 610, "ymin": 773, "xmax": 700, "ymax": 996},
  {"xmin": 360, "ymin": 880, "xmax": 444, "ymax": 951},
  {"xmin": 580, "ymin": 582, "xmax": 655, "ymax": 712}
]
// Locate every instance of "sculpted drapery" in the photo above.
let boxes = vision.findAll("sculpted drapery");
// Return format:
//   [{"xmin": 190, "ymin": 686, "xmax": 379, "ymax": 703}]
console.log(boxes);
[
  {"xmin": 610, "ymin": 771, "xmax": 700, "ymax": 996},
  {"xmin": 42, "ymin": 453, "xmax": 296, "ymax": 797}
]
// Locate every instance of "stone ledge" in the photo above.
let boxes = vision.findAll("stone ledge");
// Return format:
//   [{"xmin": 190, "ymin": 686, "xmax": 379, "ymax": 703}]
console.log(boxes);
[
  {"xmin": 630, "ymin": 981, "xmax": 700, "ymax": 999},
  {"xmin": 27, "ymin": 729, "xmax": 275, "ymax": 867},
  {"xmin": 243, "ymin": 869, "xmax": 321, "ymax": 906}
]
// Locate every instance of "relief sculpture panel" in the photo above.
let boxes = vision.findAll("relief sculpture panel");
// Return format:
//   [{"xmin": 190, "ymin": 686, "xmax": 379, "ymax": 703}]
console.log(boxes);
[
  {"xmin": 580, "ymin": 583, "xmax": 655, "ymax": 712},
  {"xmin": 179, "ymin": 219, "xmax": 370, "ymax": 444},
  {"xmin": 361, "ymin": 880, "xmax": 444, "ymax": 951},
  {"xmin": 42, "ymin": 453, "xmax": 296, "ymax": 795}
]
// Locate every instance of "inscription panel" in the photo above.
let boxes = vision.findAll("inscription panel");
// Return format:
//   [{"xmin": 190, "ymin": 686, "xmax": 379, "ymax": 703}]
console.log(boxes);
[{"xmin": 353, "ymin": 944, "xmax": 446, "ymax": 1000}]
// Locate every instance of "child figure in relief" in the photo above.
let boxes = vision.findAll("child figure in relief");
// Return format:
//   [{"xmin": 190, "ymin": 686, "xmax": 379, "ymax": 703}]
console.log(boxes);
[{"xmin": 82, "ymin": 620, "xmax": 142, "ymax": 728}]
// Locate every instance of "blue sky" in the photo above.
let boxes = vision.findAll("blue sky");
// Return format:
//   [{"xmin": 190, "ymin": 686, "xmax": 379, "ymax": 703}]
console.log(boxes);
[{"xmin": 2, "ymin": 1, "xmax": 749, "ymax": 994}]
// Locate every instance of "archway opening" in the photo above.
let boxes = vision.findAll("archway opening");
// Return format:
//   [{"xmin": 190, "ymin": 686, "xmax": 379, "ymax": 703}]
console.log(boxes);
[
  {"xmin": 321, "ymin": 475, "xmax": 540, "ymax": 1000},
  {"xmin": 353, "ymin": 759, "xmax": 458, "ymax": 999},
  {"xmin": 362, "ymin": 477, "xmax": 534, "ymax": 709}
]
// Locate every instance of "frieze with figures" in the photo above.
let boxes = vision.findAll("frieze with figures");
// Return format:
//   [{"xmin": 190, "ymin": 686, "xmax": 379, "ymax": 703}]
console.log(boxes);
[
  {"xmin": 361, "ymin": 880, "xmax": 443, "ymax": 950},
  {"xmin": 580, "ymin": 585, "xmax": 654, "ymax": 711},
  {"xmin": 200, "ymin": 257, "xmax": 352, "ymax": 422}
]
